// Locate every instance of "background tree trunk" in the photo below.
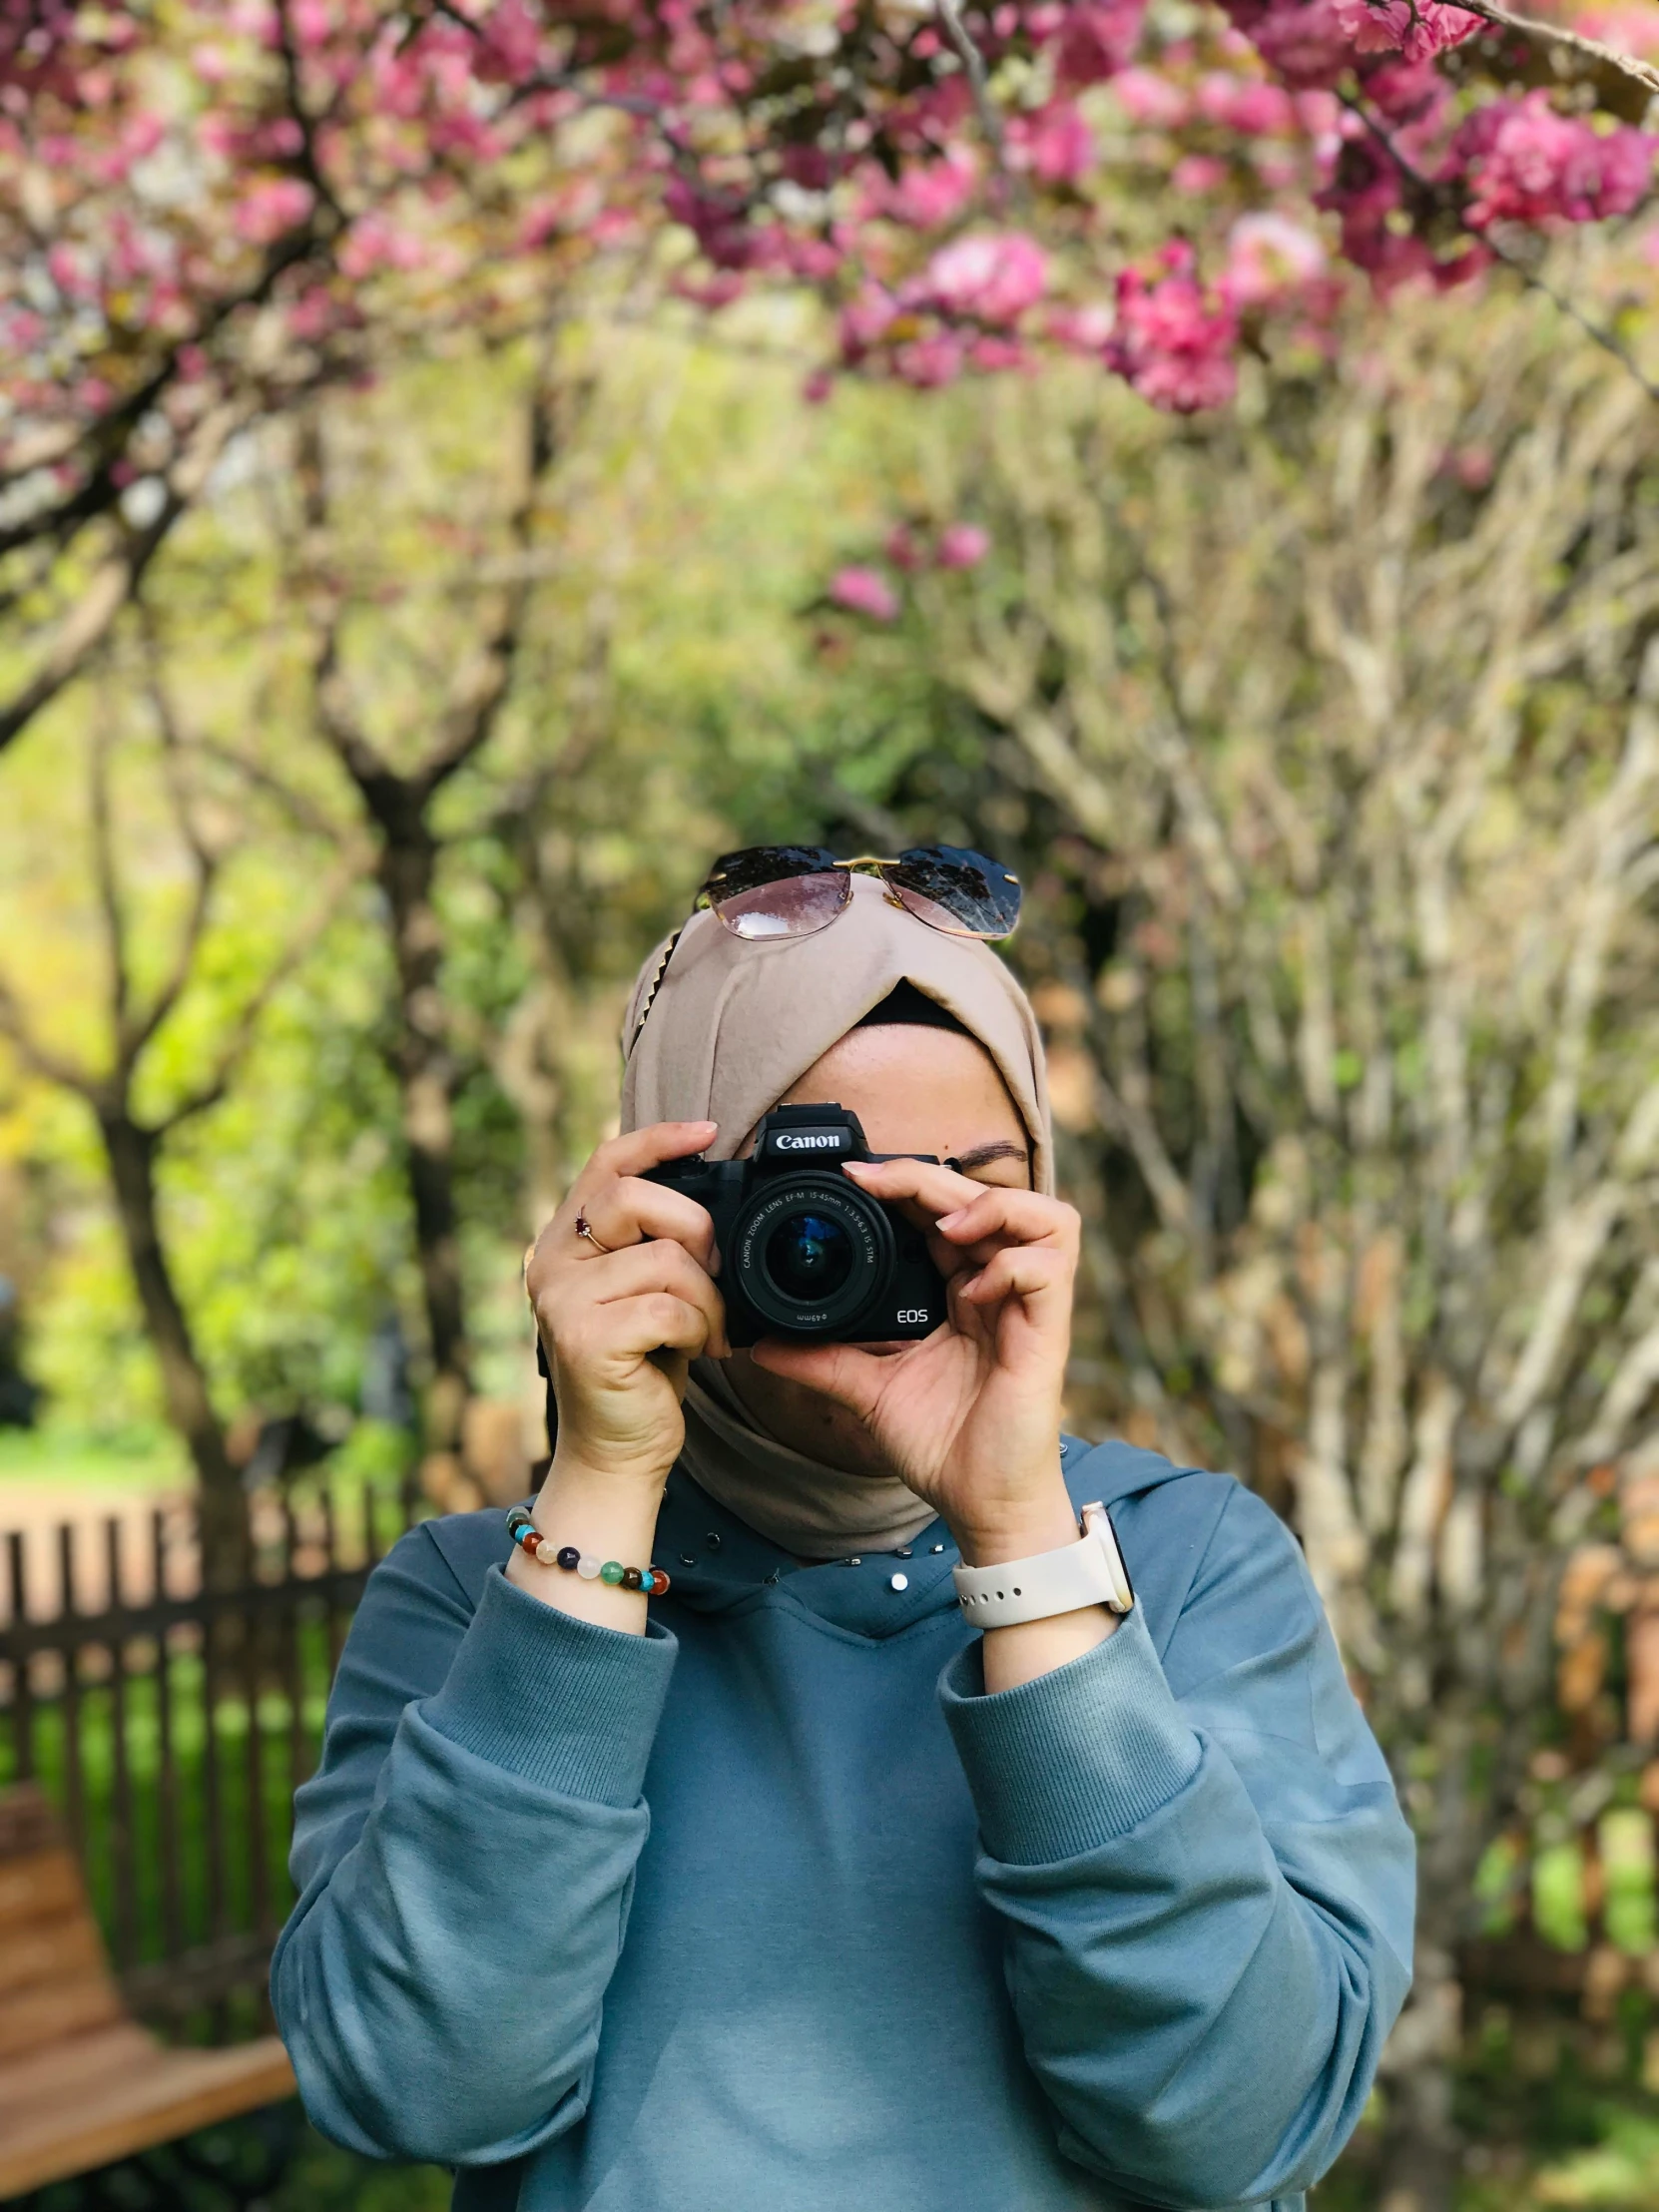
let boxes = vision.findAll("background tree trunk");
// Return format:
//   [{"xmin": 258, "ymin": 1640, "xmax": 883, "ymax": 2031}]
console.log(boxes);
[{"xmin": 97, "ymin": 1106, "xmax": 244, "ymax": 1581}]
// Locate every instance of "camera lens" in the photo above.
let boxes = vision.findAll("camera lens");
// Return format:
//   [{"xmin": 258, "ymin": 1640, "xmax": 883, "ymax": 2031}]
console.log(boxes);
[
  {"xmin": 732, "ymin": 1176, "xmax": 891, "ymax": 1336},
  {"xmin": 766, "ymin": 1211, "xmax": 854, "ymax": 1302}
]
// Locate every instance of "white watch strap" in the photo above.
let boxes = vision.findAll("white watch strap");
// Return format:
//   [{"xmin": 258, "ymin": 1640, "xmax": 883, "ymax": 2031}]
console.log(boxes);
[{"xmin": 952, "ymin": 1501, "xmax": 1135, "ymax": 1629}]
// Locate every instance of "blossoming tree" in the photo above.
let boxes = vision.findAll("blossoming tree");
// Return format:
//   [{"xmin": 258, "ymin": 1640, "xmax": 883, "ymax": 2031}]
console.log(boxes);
[{"xmin": 5, "ymin": 0, "xmax": 1659, "ymax": 759}]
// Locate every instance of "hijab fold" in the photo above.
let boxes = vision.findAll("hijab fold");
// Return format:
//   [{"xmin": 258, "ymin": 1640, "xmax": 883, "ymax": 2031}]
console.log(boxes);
[{"xmin": 620, "ymin": 875, "xmax": 1053, "ymax": 1558}]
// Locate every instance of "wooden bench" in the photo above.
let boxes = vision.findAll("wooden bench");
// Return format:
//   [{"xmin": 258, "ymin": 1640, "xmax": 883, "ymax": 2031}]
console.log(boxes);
[{"xmin": 0, "ymin": 1785, "xmax": 295, "ymax": 2200}]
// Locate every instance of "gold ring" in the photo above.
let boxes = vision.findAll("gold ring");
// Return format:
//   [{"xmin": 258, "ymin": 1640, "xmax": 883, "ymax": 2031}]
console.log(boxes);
[{"xmin": 575, "ymin": 1210, "xmax": 612, "ymax": 1255}]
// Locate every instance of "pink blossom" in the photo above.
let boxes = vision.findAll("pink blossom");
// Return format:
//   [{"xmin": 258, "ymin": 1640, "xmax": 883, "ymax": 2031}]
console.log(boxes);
[
  {"xmin": 46, "ymin": 242, "xmax": 94, "ymax": 299},
  {"xmin": 1046, "ymin": 303, "xmax": 1117, "ymax": 350},
  {"xmin": 1197, "ymin": 76, "xmax": 1297, "ymax": 136},
  {"xmin": 893, "ymin": 330, "xmax": 967, "ymax": 387},
  {"xmin": 1010, "ymin": 102, "xmax": 1096, "ymax": 187},
  {"xmin": 923, "ymin": 232, "xmax": 1049, "ymax": 324},
  {"xmin": 290, "ymin": 0, "xmax": 333, "ymax": 46},
  {"xmin": 1223, "ymin": 212, "xmax": 1328, "ymax": 305},
  {"xmin": 879, "ymin": 151, "xmax": 977, "ymax": 230},
  {"xmin": 1363, "ymin": 57, "xmax": 1451, "ymax": 131},
  {"xmin": 1105, "ymin": 244, "xmax": 1240, "ymax": 413},
  {"xmin": 234, "ymin": 176, "xmax": 313, "ymax": 244},
  {"xmin": 1111, "ymin": 67, "xmax": 1190, "ymax": 128},
  {"xmin": 935, "ymin": 522, "xmax": 991, "ymax": 570},
  {"xmin": 1450, "ymin": 94, "xmax": 1656, "ymax": 228},
  {"xmin": 339, "ymin": 213, "xmax": 429, "ymax": 277},
  {"xmin": 885, "ymin": 525, "xmax": 924, "ymax": 572},
  {"xmin": 1579, "ymin": 7, "xmax": 1659, "ymax": 59},
  {"xmin": 1055, "ymin": 0, "xmax": 1150, "ymax": 88},
  {"xmin": 1438, "ymin": 444, "xmax": 1494, "ymax": 488},
  {"xmin": 1173, "ymin": 154, "xmax": 1230, "ymax": 195},
  {"xmin": 1222, "ymin": 0, "xmax": 1354, "ymax": 89},
  {"xmin": 829, "ymin": 566, "xmax": 900, "ymax": 622},
  {"xmin": 286, "ymin": 286, "xmax": 339, "ymax": 341},
  {"xmin": 968, "ymin": 334, "xmax": 1029, "ymax": 370},
  {"xmin": 839, "ymin": 283, "xmax": 899, "ymax": 356},
  {"xmin": 1332, "ymin": 0, "xmax": 1480, "ymax": 60}
]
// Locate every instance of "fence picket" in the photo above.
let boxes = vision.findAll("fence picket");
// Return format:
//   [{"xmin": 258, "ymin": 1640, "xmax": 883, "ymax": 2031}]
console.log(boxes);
[
  {"xmin": 152, "ymin": 1506, "xmax": 183, "ymax": 1965},
  {"xmin": 105, "ymin": 1514, "xmax": 135, "ymax": 1973},
  {"xmin": 6, "ymin": 1530, "xmax": 30, "ymax": 1784},
  {"xmin": 0, "ymin": 1477, "xmax": 422, "ymax": 2042},
  {"xmin": 56, "ymin": 1521, "xmax": 84, "ymax": 1860}
]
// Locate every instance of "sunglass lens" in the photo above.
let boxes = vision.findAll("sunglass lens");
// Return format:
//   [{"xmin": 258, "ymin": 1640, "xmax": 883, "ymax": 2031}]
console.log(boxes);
[
  {"xmin": 705, "ymin": 847, "xmax": 849, "ymax": 939},
  {"xmin": 705, "ymin": 845, "xmax": 839, "ymax": 899},
  {"xmin": 886, "ymin": 846, "xmax": 1021, "ymax": 937}
]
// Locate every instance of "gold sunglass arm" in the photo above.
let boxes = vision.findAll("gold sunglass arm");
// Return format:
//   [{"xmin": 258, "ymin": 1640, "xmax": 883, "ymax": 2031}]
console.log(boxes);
[{"xmin": 703, "ymin": 853, "xmax": 1019, "ymax": 892}]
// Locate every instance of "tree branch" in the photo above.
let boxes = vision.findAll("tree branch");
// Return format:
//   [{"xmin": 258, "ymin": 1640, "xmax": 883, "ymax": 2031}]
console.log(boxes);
[
  {"xmin": 0, "ymin": 971, "xmax": 94, "ymax": 1096},
  {"xmin": 935, "ymin": 2, "xmax": 1008, "ymax": 176},
  {"xmin": 1450, "ymin": 0, "xmax": 1659, "ymax": 103},
  {"xmin": 88, "ymin": 710, "xmax": 135, "ymax": 1057},
  {"xmin": 1340, "ymin": 92, "xmax": 1659, "ymax": 408},
  {"xmin": 0, "ymin": 401, "xmax": 248, "ymax": 760}
]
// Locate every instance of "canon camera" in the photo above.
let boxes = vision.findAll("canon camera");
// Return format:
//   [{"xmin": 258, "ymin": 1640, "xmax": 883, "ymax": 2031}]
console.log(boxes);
[{"xmin": 642, "ymin": 1104, "xmax": 948, "ymax": 1346}]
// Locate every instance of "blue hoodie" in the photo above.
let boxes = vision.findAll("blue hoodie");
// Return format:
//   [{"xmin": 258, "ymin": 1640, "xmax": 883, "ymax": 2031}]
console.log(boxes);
[{"xmin": 272, "ymin": 1438, "xmax": 1413, "ymax": 2211}]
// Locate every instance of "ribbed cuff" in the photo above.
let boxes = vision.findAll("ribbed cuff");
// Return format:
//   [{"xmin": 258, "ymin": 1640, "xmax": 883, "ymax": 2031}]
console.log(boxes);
[
  {"xmin": 939, "ymin": 1604, "xmax": 1201, "ymax": 1865},
  {"xmin": 423, "ymin": 1564, "xmax": 677, "ymax": 1809}
]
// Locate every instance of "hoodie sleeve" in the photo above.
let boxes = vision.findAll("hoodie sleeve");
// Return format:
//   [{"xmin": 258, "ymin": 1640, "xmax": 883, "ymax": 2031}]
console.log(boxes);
[
  {"xmin": 938, "ymin": 1481, "xmax": 1414, "ymax": 2210},
  {"xmin": 271, "ymin": 1527, "xmax": 677, "ymax": 2167}
]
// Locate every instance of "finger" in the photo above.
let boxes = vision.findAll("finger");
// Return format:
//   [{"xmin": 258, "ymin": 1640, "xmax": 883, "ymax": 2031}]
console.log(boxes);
[
  {"xmin": 928, "ymin": 1186, "xmax": 1079, "ymax": 1260},
  {"xmin": 841, "ymin": 1155, "xmax": 985, "ymax": 1219},
  {"xmin": 748, "ymin": 1336, "xmax": 897, "ymax": 1423},
  {"xmin": 541, "ymin": 1241, "xmax": 729, "ymax": 1359},
  {"xmin": 530, "ymin": 1122, "xmax": 717, "ymax": 1278},
  {"xmin": 589, "ymin": 1290, "xmax": 720, "ymax": 1364},
  {"xmin": 570, "ymin": 1121, "xmax": 718, "ymax": 1207},
  {"xmin": 579, "ymin": 1178, "xmax": 720, "ymax": 1271},
  {"xmin": 586, "ymin": 1240, "xmax": 730, "ymax": 1358},
  {"xmin": 954, "ymin": 1244, "xmax": 1072, "ymax": 1309}
]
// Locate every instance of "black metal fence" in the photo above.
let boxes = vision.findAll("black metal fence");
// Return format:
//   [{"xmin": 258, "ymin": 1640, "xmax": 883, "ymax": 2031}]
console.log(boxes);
[{"xmin": 0, "ymin": 1475, "xmax": 421, "ymax": 2040}]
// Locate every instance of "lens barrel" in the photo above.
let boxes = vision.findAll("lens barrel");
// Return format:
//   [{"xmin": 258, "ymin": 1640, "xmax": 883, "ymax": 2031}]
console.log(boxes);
[{"xmin": 731, "ymin": 1175, "xmax": 894, "ymax": 1336}]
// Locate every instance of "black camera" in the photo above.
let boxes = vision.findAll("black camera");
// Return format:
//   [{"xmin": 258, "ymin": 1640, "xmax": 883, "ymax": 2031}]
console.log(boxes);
[{"xmin": 643, "ymin": 1104, "xmax": 948, "ymax": 1346}]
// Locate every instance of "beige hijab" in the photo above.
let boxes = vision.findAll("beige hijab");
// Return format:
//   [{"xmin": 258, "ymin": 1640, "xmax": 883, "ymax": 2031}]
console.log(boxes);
[{"xmin": 619, "ymin": 873, "xmax": 1053, "ymax": 1558}]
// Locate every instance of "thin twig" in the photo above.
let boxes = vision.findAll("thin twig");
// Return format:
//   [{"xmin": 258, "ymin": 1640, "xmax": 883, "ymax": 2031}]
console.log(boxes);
[
  {"xmin": 935, "ymin": 1, "xmax": 1008, "ymax": 171},
  {"xmin": 1449, "ymin": 0, "xmax": 1659, "ymax": 102},
  {"xmin": 1339, "ymin": 91, "xmax": 1659, "ymax": 406}
]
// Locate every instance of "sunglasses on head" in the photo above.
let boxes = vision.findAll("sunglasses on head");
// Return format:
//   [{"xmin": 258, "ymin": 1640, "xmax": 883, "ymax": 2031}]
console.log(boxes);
[
  {"xmin": 701, "ymin": 843, "xmax": 1021, "ymax": 942},
  {"xmin": 628, "ymin": 843, "xmax": 1021, "ymax": 1051}
]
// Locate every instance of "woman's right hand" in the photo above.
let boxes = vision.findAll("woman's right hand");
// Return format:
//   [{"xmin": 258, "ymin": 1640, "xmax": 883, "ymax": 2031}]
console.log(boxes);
[{"xmin": 525, "ymin": 1121, "xmax": 728, "ymax": 1495}]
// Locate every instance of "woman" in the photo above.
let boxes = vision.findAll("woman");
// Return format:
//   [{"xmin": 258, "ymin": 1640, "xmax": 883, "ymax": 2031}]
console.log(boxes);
[{"xmin": 273, "ymin": 857, "xmax": 1414, "ymax": 2212}]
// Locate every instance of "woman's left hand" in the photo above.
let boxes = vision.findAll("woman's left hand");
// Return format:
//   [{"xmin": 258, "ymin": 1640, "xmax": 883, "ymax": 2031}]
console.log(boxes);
[{"xmin": 750, "ymin": 1159, "xmax": 1082, "ymax": 1566}]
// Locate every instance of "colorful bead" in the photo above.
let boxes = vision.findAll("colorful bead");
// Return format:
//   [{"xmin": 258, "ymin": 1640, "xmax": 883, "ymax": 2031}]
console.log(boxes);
[{"xmin": 501, "ymin": 1508, "xmax": 660, "ymax": 1591}]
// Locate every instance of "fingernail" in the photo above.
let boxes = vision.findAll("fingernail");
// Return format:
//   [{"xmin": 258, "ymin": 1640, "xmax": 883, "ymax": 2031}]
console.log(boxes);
[{"xmin": 936, "ymin": 1209, "xmax": 966, "ymax": 1230}]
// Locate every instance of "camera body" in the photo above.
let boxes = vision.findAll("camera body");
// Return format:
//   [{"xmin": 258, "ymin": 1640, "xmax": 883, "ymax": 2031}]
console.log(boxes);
[{"xmin": 643, "ymin": 1103, "xmax": 948, "ymax": 1346}]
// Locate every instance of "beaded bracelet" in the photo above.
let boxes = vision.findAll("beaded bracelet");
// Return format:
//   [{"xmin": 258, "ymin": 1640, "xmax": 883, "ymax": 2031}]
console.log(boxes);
[{"xmin": 505, "ymin": 1506, "xmax": 672, "ymax": 1597}]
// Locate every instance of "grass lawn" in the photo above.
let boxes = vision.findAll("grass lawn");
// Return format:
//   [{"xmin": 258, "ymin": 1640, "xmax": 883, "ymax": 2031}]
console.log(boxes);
[{"xmin": 0, "ymin": 1421, "xmax": 190, "ymax": 1497}]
